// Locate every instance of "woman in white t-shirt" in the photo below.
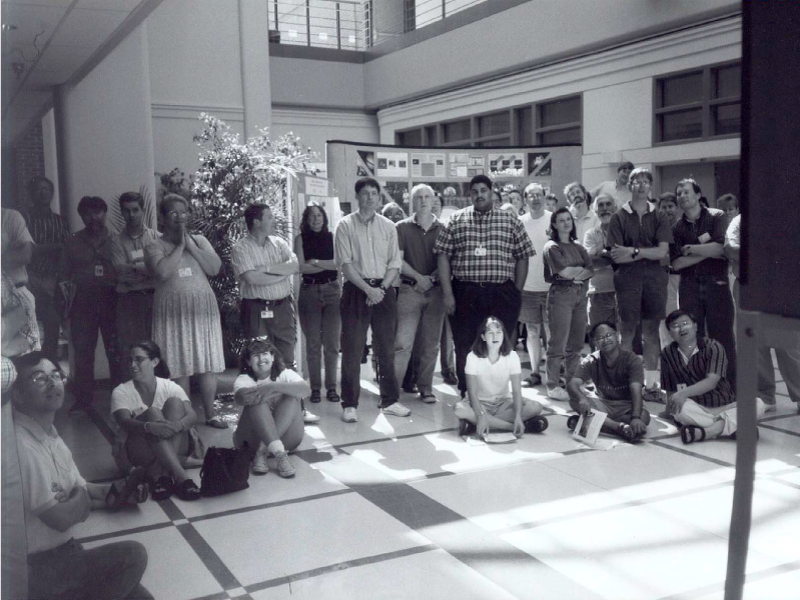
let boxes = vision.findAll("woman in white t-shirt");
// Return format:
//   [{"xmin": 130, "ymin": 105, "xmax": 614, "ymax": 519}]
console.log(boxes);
[
  {"xmin": 454, "ymin": 316, "xmax": 548, "ymax": 438},
  {"xmin": 110, "ymin": 341, "xmax": 201, "ymax": 502},
  {"xmin": 233, "ymin": 339, "xmax": 310, "ymax": 478}
]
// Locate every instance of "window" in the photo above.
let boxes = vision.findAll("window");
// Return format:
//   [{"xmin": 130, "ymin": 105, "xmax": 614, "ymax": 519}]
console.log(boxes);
[
  {"xmin": 395, "ymin": 95, "xmax": 582, "ymax": 148},
  {"xmin": 655, "ymin": 62, "xmax": 741, "ymax": 143}
]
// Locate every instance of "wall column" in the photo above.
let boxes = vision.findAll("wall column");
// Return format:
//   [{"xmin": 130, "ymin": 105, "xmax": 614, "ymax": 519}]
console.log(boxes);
[{"xmin": 239, "ymin": 0, "xmax": 272, "ymax": 137}]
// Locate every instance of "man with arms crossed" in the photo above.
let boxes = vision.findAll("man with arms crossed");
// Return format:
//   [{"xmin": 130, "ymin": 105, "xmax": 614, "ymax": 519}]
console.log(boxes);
[
  {"xmin": 336, "ymin": 178, "xmax": 408, "ymax": 422},
  {"xmin": 583, "ymin": 193, "xmax": 618, "ymax": 332}
]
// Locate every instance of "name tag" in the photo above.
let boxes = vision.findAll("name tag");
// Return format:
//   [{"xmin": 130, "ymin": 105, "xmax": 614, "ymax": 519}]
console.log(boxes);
[
  {"xmin": 474, "ymin": 245, "xmax": 487, "ymax": 257},
  {"xmin": 178, "ymin": 267, "xmax": 192, "ymax": 278},
  {"xmin": 130, "ymin": 249, "xmax": 144, "ymax": 260},
  {"xmin": 260, "ymin": 310, "xmax": 274, "ymax": 319},
  {"xmin": 698, "ymin": 233, "xmax": 711, "ymax": 244},
  {"xmin": 94, "ymin": 265, "xmax": 104, "ymax": 277}
]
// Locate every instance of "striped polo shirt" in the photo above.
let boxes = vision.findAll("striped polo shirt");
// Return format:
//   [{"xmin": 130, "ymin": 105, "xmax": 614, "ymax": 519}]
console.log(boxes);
[
  {"xmin": 660, "ymin": 337, "xmax": 734, "ymax": 408},
  {"xmin": 18, "ymin": 209, "xmax": 69, "ymax": 279},
  {"xmin": 231, "ymin": 233, "xmax": 295, "ymax": 300}
]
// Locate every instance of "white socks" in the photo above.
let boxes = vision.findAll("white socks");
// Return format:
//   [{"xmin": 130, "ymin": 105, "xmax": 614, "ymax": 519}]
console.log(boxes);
[{"xmin": 267, "ymin": 440, "xmax": 285, "ymax": 455}]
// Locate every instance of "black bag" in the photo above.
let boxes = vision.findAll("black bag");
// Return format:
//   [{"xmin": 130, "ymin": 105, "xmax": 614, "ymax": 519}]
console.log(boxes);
[{"xmin": 200, "ymin": 444, "xmax": 251, "ymax": 497}]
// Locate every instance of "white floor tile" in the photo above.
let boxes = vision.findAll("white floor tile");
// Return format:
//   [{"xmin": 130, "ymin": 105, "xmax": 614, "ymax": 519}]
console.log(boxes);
[{"xmin": 73, "ymin": 498, "xmax": 172, "ymax": 539}]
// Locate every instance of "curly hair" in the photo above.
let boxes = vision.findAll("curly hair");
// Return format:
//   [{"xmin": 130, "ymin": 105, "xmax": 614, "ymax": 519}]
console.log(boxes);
[{"xmin": 238, "ymin": 339, "xmax": 286, "ymax": 382}]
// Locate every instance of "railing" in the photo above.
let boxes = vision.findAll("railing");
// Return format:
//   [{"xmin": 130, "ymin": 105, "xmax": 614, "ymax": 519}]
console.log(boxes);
[{"xmin": 267, "ymin": 0, "xmax": 489, "ymax": 51}]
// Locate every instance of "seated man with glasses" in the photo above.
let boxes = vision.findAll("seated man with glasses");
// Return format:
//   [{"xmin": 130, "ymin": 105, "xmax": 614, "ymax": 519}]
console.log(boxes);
[
  {"xmin": 661, "ymin": 309, "xmax": 767, "ymax": 444},
  {"xmin": 566, "ymin": 321, "xmax": 650, "ymax": 442},
  {"xmin": 11, "ymin": 352, "xmax": 153, "ymax": 600}
]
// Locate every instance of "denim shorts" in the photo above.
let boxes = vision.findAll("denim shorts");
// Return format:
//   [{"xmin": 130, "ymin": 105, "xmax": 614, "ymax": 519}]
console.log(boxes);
[{"xmin": 519, "ymin": 291, "xmax": 548, "ymax": 324}]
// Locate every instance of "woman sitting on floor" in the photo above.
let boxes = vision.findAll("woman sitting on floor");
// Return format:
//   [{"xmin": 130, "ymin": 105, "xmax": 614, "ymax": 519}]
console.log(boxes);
[
  {"xmin": 110, "ymin": 340, "xmax": 202, "ymax": 502},
  {"xmin": 233, "ymin": 339, "xmax": 309, "ymax": 478},
  {"xmin": 454, "ymin": 316, "xmax": 548, "ymax": 439}
]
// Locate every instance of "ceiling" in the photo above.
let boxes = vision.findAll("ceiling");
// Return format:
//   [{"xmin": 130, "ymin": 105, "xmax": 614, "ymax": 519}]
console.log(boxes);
[{"xmin": 1, "ymin": 0, "xmax": 158, "ymax": 145}]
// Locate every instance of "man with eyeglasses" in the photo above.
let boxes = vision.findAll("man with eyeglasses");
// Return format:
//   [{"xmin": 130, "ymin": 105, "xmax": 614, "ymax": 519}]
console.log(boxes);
[
  {"xmin": 671, "ymin": 179, "xmax": 736, "ymax": 388},
  {"xmin": 565, "ymin": 182, "xmax": 599, "ymax": 248},
  {"xmin": 583, "ymin": 194, "xmax": 618, "ymax": 335},
  {"xmin": 607, "ymin": 168, "xmax": 673, "ymax": 401},
  {"xmin": 566, "ymin": 321, "xmax": 650, "ymax": 443},
  {"xmin": 660, "ymin": 309, "xmax": 766, "ymax": 443},
  {"xmin": 9, "ymin": 352, "xmax": 153, "ymax": 599}
]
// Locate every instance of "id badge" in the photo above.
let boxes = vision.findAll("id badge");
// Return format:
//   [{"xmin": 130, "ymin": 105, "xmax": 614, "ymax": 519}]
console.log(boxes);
[
  {"xmin": 94, "ymin": 265, "xmax": 104, "ymax": 277},
  {"xmin": 474, "ymin": 245, "xmax": 487, "ymax": 257},
  {"xmin": 260, "ymin": 310, "xmax": 274, "ymax": 319},
  {"xmin": 178, "ymin": 267, "xmax": 192, "ymax": 278},
  {"xmin": 698, "ymin": 232, "xmax": 711, "ymax": 244},
  {"xmin": 130, "ymin": 248, "xmax": 144, "ymax": 260}
]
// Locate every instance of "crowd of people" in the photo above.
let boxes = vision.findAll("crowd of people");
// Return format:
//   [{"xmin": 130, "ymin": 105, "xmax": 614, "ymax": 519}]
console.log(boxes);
[{"xmin": 3, "ymin": 166, "xmax": 800, "ymax": 598}]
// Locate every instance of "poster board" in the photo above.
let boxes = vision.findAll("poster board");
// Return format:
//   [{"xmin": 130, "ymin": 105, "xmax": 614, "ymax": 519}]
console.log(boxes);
[{"xmin": 326, "ymin": 141, "xmax": 582, "ymax": 217}]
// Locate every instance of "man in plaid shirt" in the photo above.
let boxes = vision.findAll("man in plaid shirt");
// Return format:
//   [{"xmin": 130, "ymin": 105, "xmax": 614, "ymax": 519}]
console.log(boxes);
[{"xmin": 435, "ymin": 175, "xmax": 535, "ymax": 397}]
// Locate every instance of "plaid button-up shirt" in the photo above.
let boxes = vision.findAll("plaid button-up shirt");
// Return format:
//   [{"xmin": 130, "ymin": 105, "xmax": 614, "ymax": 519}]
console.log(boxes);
[{"xmin": 434, "ymin": 206, "xmax": 535, "ymax": 283}]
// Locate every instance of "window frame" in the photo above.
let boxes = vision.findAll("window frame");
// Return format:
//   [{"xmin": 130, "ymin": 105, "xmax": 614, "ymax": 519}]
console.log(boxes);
[{"xmin": 653, "ymin": 60, "xmax": 741, "ymax": 146}]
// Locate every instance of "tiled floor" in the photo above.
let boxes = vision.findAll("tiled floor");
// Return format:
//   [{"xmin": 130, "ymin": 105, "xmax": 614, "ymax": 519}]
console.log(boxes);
[{"xmin": 61, "ymin": 352, "xmax": 800, "ymax": 600}]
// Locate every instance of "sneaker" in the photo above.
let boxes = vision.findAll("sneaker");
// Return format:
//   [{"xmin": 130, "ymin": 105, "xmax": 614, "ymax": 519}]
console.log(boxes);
[
  {"xmin": 763, "ymin": 403, "xmax": 777, "ymax": 413},
  {"xmin": 274, "ymin": 451, "xmax": 296, "ymax": 478},
  {"xmin": 419, "ymin": 393, "xmax": 437, "ymax": 404},
  {"xmin": 547, "ymin": 386, "xmax": 570, "ymax": 401},
  {"xmin": 342, "ymin": 407, "xmax": 358, "ymax": 423},
  {"xmin": 381, "ymin": 402, "xmax": 411, "ymax": 417},
  {"xmin": 303, "ymin": 409, "xmax": 320, "ymax": 424},
  {"xmin": 252, "ymin": 448, "xmax": 270, "ymax": 475}
]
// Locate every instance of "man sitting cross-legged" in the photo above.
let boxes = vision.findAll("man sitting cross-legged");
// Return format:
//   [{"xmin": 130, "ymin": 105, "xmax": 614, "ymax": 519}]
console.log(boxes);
[
  {"xmin": 566, "ymin": 321, "xmax": 651, "ymax": 443},
  {"xmin": 661, "ymin": 309, "xmax": 766, "ymax": 443}
]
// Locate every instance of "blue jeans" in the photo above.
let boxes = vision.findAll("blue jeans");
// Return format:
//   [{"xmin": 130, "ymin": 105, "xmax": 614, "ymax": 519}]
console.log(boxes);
[
  {"xmin": 394, "ymin": 283, "xmax": 445, "ymax": 395},
  {"xmin": 298, "ymin": 281, "xmax": 341, "ymax": 391},
  {"xmin": 340, "ymin": 282, "xmax": 399, "ymax": 409},
  {"xmin": 546, "ymin": 282, "xmax": 589, "ymax": 387},
  {"xmin": 27, "ymin": 538, "xmax": 152, "ymax": 599},
  {"xmin": 679, "ymin": 275, "xmax": 736, "ymax": 387}
]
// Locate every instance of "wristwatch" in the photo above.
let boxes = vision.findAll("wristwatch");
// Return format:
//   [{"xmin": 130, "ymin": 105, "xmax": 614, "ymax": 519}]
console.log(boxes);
[{"xmin": 632, "ymin": 247, "xmax": 640, "ymax": 259}]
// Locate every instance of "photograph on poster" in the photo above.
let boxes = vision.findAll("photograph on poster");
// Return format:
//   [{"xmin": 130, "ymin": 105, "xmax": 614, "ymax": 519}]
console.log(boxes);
[
  {"xmin": 528, "ymin": 152, "xmax": 552, "ymax": 176},
  {"xmin": 357, "ymin": 150, "xmax": 375, "ymax": 176},
  {"xmin": 411, "ymin": 153, "xmax": 446, "ymax": 177},
  {"xmin": 376, "ymin": 151, "xmax": 409, "ymax": 177},
  {"xmin": 448, "ymin": 153, "xmax": 470, "ymax": 177},
  {"xmin": 488, "ymin": 153, "xmax": 525, "ymax": 176}
]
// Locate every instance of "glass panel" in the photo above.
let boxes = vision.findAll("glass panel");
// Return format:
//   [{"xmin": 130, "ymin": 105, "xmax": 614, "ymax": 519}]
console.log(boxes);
[
  {"xmin": 397, "ymin": 129, "xmax": 422, "ymax": 146},
  {"xmin": 540, "ymin": 127, "xmax": 581, "ymax": 145},
  {"xmin": 424, "ymin": 126, "xmax": 438, "ymax": 146},
  {"xmin": 475, "ymin": 138, "xmax": 511, "ymax": 148},
  {"xmin": 714, "ymin": 64, "xmax": 741, "ymax": 99},
  {"xmin": 540, "ymin": 96, "xmax": 581, "ymax": 127},
  {"xmin": 477, "ymin": 112, "xmax": 510, "ymax": 138},
  {"xmin": 516, "ymin": 107, "xmax": 533, "ymax": 145},
  {"xmin": 414, "ymin": 0, "xmax": 443, "ymax": 29},
  {"xmin": 443, "ymin": 119, "xmax": 471, "ymax": 143},
  {"xmin": 660, "ymin": 109, "xmax": 703, "ymax": 141},
  {"xmin": 713, "ymin": 103, "xmax": 741, "ymax": 136},
  {"xmin": 660, "ymin": 72, "xmax": 702, "ymax": 107}
]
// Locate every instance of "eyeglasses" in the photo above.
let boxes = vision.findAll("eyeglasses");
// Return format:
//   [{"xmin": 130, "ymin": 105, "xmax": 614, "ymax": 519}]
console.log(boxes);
[
  {"xmin": 167, "ymin": 210, "xmax": 187, "ymax": 219},
  {"xmin": 670, "ymin": 321, "xmax": 694, "ymax": 331},
  {"xmin": 28, "ymin": 371, "xmax": 67, "ymax": 387},
  {"xmin": 594, "ymin": 333, "xmax": 616, "ymax": 343}
]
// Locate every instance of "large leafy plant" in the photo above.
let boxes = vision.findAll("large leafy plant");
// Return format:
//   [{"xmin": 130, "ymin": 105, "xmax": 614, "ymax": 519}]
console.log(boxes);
[{"xmin": 187, "ymin": 113, "xmax": 317, "ymax": 362}]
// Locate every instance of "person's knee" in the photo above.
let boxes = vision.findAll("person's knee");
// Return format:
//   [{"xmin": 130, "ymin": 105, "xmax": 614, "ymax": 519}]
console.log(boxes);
[
  {"xmin": 162, "ymin": 397, "xmax": 185, "ymax": 418},
  {"xmin": 453, "ymin": 401, "xmax": 474, "ymax": 420},
  {"xmin": 522, "ymin": 400, "xmax": 543, "ymax": 418},
  {"xmin": 639, "ymin": 409, "xmax": 652, "ymax": 425},
  {"xmin": 141, "ymin": 407, "xmax": 164, "ymax": 422}
]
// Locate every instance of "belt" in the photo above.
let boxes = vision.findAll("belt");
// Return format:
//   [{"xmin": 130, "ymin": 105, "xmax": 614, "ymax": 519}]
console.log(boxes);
[
  {"xmin": 401, "ymin": 276, "xmax": 439, "ymax": 286},
  {"xmin": 122, "ymin": 288, "xmax": 155, "ymax": 296},
  {"xmin": 302, "ymin": 274, "xmax": 338, "ymax": 285},
  {"xmin": 248, "ymin": 296, "xmax": 288, "ymax": 306}
]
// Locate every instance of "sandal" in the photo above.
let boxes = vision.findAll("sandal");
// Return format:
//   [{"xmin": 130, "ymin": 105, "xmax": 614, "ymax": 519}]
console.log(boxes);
[
  {"xmin": 152, "ymin": 475, "xmax": 174, "ymax": 501},
  {"xmin": 679, "ymin": 424, "xmax": 707, "ymax": 444},
  {"xmin": 105, "ymin": 466, "xmax": 147, "ymax": 510},
  {"xmin": 310, "ymin": 390, "xmax": 322, "ymax": 403},
  {"xmin": 205, "ymin": 417, "xmax": 229, "ymax": 429},
  {"xmin": 326, "ymin": 389, "xmax": 340, "ymax": 403},
  {"xmin": 617, "ymin": 423, "xmax": 642, "ymax": 444},
  {"xmin": 175, "ymin": 478, "xmax": 202, "ymax": 501},
  {"xmin": 524, "ymin": 416, "xmax": 549, "ymax": 434}
]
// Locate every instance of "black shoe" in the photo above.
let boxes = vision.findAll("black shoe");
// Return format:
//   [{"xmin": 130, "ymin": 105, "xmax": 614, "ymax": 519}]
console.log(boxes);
[
  {"xmin": 442, "ymin": 372, "xmax": 458, "ymax": 385},
  {"xmin": 361, "ymin": 345, "xmax": 370, "ymax": 364},
  {"xmin": 458, "ymin": 419, "xmax": 476, "ymax": 437},
  {"xmin": 309, "ymin": 390, "xmax": 322, "ymax": 403},
  {"xmin": 524, "ymin": 416, "xmax": 549, "ymax": 434},
  {"xmin": 567, "ymin": 414, "xmax": 580, "ymax": 431}
]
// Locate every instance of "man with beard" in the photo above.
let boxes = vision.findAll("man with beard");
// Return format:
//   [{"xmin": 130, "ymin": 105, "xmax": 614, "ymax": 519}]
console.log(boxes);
[{"xmin": 583, "ymin": 194, "xmax": 618, "ymax": 331}]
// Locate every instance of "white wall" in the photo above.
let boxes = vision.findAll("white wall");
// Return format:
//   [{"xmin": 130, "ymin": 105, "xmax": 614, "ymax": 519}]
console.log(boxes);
[
  {"xmin": 270, "ymin": 56, "xmax": 365, "ymax": 109},
  {"xmin": 271, "ymin": 107, "xmax": 378, "ymax": 160}
]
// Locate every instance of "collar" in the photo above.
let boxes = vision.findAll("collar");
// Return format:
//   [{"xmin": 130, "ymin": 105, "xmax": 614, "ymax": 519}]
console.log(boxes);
[
  {"xmin": 123, "ymin": 226, "xmax": 151, "ymax": 241},
  {"xmin": 247, "ymin": 233, "xmax": 277, "ymax": 247},
  {"xmin": 12, "ymin": 409, "xmax": 58, "ymax": 443},
  {"xmin": 680, "ymin": 206, "xmax": 709, "ymax": 225},
  {"xmin": 411, "ymin": 213, "xmax": 440, "ymax": 229},
  {"xmin": 621, "ymin": 200, "xmax": 655, "ymax": 214},
  {"xmin": 354, "ymin": 210, "xmax": 378, "ymax": 225}
]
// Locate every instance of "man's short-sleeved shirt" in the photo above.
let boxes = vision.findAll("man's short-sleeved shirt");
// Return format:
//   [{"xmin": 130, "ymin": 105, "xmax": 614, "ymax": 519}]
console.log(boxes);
[
  {"xmin": 14, "ymin": 410, "xmax": 87, "ymax": 554},
  {"xmin": 64, "ymin": 229, "xmax": 116, "ymax": 289},
  {"xmin": 570, "ymin": 208, "xmax": 600, "ymax": 249},
  {"xmin": 670, "ymin": 207, "xmax": 729, "ymax": 281},
  {"xmin": 660, "ymin": 338, "xmax": 734, "ymax": 408},
  {"xmin": 231, "ymin": 234, "xmax": 295, "ymax": 300},
  {"xmin": 19, "ymin": 209, "xmax": 69, "ymax": 279},
  {"xmin": 606, "ymin": 201, "xmax": 673, "ymax": 271},
  {"xmin": 396, "ymin": 215, "xmax": 443, "ymax": 277},
  {"xmin": 1, "ymin": 209, "xmax": 34, "ymax": 285},
  {"xmin": 577, "ymin": 350, "xmax": 644, "ymax": 401},
  {"xmin": 583, "ymin": 225, "xmax": 615, "ymax": 294},
  {"xmin": 520, "ymin": 211, "xmax": 552, "ymax": 292},
  {"xmin": 592, "ymin": 181, "xmax": 631, "ymax": 209},
  {"xmin": 335, "ymin": 211, "xmax": 402, "ymax": 279},
  {"xmin": 434, "ymin": 206, "xmax": 535, "ymax": 284},
  {"xmin": 724, "ymin": 214, "xmax": 741, "ymax": 279},
  {"xmin": 110, "ymin": 227, "xmax": 161, "ymax": 293}
]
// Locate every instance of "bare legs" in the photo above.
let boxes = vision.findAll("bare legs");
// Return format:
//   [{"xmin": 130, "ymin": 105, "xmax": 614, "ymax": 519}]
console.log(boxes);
[
  {"xmin": 175, "ymin": 372, "xmax": 219, "ymax": 422},
  {"xmin": 454, "ymin": 399, "xmax": 543, "ymax": 432},
  {"xmin": 126, "ymin": 397, "xmax": 191, "ymax": 483},
  {"xmin": 234, "ymin": 397, "xmax": 304, "ymax": 453}
]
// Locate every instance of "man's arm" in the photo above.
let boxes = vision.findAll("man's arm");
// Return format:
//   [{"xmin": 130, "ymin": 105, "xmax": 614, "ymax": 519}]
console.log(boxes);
[
  {"xmin": 566, "ymin": 376, "xmax": 592, "ymax": 414},
  {"xmin": 514, "ymin": 257, "xmax": 529, "ymax": 290},
  {"xmin": 39, "ymin": 486, "xmax": 91, "ymax": 532},
  {"xmin": 612, "ymin": 241, "xmax": 668, "ymax": 263},
  {"xmin": 437, "ymin": 253, "xmax": 455, "ymax": 315}
]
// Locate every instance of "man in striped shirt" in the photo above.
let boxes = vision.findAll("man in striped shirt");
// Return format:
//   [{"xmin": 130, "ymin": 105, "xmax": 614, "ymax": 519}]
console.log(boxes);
[
  {"xmin": 231, "ymin": 204, "xmax": 299, "ymax": 368},
  {"xmin": 19, "ymin": 177, "xmax": 68, "ymax": 360},
  {"xmin": 661, "ymin": 308, "xmax": 766, "ymax": 444}
]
